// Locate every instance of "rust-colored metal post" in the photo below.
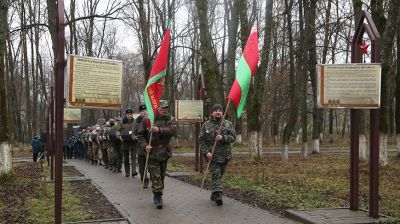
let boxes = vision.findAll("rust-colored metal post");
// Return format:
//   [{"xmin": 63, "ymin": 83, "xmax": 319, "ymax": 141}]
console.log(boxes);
[
  {"xmin": 50, "ymin": 86, "xmax": 54, "ymax": 180},
  {"xmin": 350, "ymin": 16, "xmax": 362, "ymax": 210},
  {"xmin": 195, "ymin": 123, "xmax": 200, "ymax": 172},
  {"xmin": 45, "ymin": 104, "xmax": 50, "ymax": 167},
  {"xmin": 349, "ymin": 109, "xmax": 359, "ymax": 210},
  {"xmin": 369, "ymin": 19, "xmax": 381, "ymax": 218},
  {"xmin": 369, "ymin": 109, "xmax": 379, "ymax": 218},
  {"xmin": 351, "ymin": 10, "xmax": 381, "ymax": 217},
  {"xmin": 55, "ymin": 1, "xmax": 65, "ymax": 223}
]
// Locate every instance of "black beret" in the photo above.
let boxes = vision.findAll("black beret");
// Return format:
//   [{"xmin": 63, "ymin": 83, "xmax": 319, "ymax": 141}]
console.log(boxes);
[
  {"xmin": 138, "ymin": 104, "xmax": 146, "ymax": 112},
  {"xmin": 125, "ymin": 108, "xmax": 133, "ymax": 114}
]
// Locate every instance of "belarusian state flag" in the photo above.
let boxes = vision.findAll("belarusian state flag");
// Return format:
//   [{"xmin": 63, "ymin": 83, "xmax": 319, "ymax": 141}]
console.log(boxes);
[
  {"xmin": 227, "ymin": 26, "xmax": 259, "ymax": 118},
  {"xmin": 144, "ymin": 22, "xmax": 171, "ymax": 126}
]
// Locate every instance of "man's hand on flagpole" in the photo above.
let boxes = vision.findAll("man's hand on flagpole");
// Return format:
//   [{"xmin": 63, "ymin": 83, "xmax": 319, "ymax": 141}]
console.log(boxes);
[
  {"xmin": 151, "ymin": 126, "xmax": 160, "ymax": 133},
  {"xmin": 146, "ymin": 145, "xmax": 152, "ymax": 153},
  {"xmin": 215, "ymin": 134, "xmax": 223, "ymax": 141},
  {"xmin": 206, "ymin": 152, "xmax": 212, "ymax": 160}
]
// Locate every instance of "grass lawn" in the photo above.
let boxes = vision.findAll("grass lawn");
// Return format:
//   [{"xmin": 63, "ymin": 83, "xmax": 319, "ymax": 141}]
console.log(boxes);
[{"xmin": 170, "ymin": 152, "xmax": 400, "ymax": 219}]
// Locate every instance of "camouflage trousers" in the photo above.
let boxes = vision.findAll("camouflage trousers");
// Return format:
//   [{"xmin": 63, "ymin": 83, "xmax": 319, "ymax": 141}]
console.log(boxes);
[
  {"xmin": 107, "ymin": 144, "xmax": 113, "ymax": 166},
  {"xmin": 138, "ymin": 154, "xmax": 149, "ymax": 181},
  {"xmin": 86, "ymin": 143, "xmax": 92, "ymax": 160},
  {"xmin": 211, "ymin": 162, "xmax": 228, "ymax": 192},
  {"xmin": 111, "ymin": 142, "xmax": 122, "ymax": 169},
  {"xmin": 91, "ymin": 142, "xmax": 101, "ymax": 160},
  {"xmin": 101, "ymin": 142, "xmax": 109, "ymax": 165},
  {"xmin": 148, "ymin": 159, "xmax": 168, "ymax": 193}
]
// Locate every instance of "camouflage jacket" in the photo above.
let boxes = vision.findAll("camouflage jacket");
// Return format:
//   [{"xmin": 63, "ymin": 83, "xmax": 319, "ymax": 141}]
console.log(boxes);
[
  {"xmin": 90, "ymin": 130, "xmax": 101, "ymax": 147},
  {"xmin": 199, "ymin": 116, "xmax": 236, "ymax": 163},
  {"xmin": 138, "ymin": 113, "xmax": 177, "ymax": 161},
  {"xmin": 119, "ymin": 118, "xmax": 137, "ymax": 142},
  {"xmin": 135, "ymin": 115, "xmax": 146, "ymax": 156}
]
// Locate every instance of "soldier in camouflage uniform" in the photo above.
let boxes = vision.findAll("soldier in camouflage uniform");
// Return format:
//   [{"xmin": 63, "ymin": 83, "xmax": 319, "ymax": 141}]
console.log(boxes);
[
  {"xmin": 101, "ymin": 122, "xmax": 110, "ymax": 168},
  {"xmin": 119, "ymin": 109, "xmax": 138, "ymax": 177},
  {"xmin": 89, "ymin": 124, "xmax": 102, "ymax": 165},
  {"xmin": 106, "ymin": 119, "xmax": 116, "ymax": 171},
  {"xmin": 138, "ymin": 100, "xmax": 176, "ymax": 209},
  {"xmin": 84, "ymin": 127, "xmax": 92, "ymax": 162},
  {"xmin": 136, "ymin": 104, "xmax": 149, "ymax": 188},
  {"xmin": 110, "ymin": 118, "xmax": 122, "ymax": 172},
  {"xmin": 199, "ymin": 103, "xmax": 236, "ymax": 206}
]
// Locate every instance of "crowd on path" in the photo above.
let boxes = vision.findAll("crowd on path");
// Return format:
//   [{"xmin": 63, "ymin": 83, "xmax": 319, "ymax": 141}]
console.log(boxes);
[{"xmin": 32, "ymin": 101, "xmax": 236, "ymax": 210}]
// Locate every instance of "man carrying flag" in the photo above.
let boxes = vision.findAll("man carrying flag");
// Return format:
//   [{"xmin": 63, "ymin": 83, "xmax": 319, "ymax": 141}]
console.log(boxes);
[
  {"xmin": 199, "ymin": 26, "xmax": 258, "ymax": 205},
  {"xmin": 199, "ymin": 104, "xmax": 236, "ymax": 205},
  {"xmin": 138, "ymin": 21, "xmax": 175, "ymax": 209},
  {"xmin": 138, "ymin": 100, "xmax": 176, "ymax": 209}
]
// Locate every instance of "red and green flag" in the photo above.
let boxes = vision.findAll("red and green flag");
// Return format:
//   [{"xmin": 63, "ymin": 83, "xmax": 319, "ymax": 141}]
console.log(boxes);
[
  {"xmin": 144, "ymin": 22, "xmax": 171, "ymax": 126},
  {"xmin": 227, "ymin": 26, "xmax": 259, "ymax": 118}
]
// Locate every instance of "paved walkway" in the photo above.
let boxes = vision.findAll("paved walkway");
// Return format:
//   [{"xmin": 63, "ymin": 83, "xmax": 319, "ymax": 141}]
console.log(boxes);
[{"xmin": 66, "ymin": 159, "xmax": 297, "ymax": 224}]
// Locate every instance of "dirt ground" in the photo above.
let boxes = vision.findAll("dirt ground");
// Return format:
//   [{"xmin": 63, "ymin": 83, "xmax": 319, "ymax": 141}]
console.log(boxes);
[
  {"xmin": 69, "ymin": 179, "xmax": 123, "ymax": 220},
  {"xmin": 0, "ymin": 162, "xmax": 123, "ymax": 223},
  {"xmin": 60, "ymin": 165, "xmax": 124, "ymax": 221},
  {"xmin": 64, "ymin": 165, "xmax": 85, "ymax": 177},
  {"xmin": 0, "ymin": 163, "xmax": 41, "ymax": 224}
]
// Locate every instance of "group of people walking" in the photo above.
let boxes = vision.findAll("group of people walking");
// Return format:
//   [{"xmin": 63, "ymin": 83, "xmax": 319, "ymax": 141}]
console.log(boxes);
[
  {"xmin": 66, "ymin": 103, "xmax": 152, "ymax": 188},
  {"xmin": 36, "ymin": 101, "xmax": 236, "ymax": 209}
]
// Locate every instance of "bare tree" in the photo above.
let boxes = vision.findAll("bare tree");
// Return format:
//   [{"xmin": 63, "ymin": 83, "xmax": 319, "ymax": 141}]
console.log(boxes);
[
  {"xmin": 247, "ymin": 0, "xmax": 272, "ymax": 158},
  {"xmin": 281, "ymin": 0, "xmax": 297, "ymax": 161},
  {"xmin": 396, "ymin": 11, "xmax": 400, "ymax": 158},
  {"xmin": 0, "ymin": 0, "xmax": 9, "ymax": 142},
  {"xmin": 375, "ymin": 0, "xmax": 400, "ymax": 165},
  {"xmin": 195, "ymin": 0, "xmax": 224, "ymax": 115}
]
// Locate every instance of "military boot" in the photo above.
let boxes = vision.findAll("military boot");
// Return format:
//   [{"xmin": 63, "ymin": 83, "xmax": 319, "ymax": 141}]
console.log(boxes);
[
  {"xmin": 143, "ymin": 178, "xmax": 149, "ymax": 189},
  {"xmin": 154, "ymin": 193, "xmax": 163, "ymax": 209},
  {"xmin": 210, "ymin": 192, "xmax": 217, "ymax": 201},
  {"xmin": 113, "ymin": 167, "xmax": 117, "ymax": 173},
  {"xmin": 215, "ymin": 191, "xmax": 223, "ymax": 206},
  {"xmin": 109, "ymin": 165, "xmax": 113, "ymax": 171}
]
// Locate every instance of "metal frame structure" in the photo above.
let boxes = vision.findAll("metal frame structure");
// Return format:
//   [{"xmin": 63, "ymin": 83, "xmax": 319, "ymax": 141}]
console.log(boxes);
[{"xmin": 350, "ymin": 10, "xmax": 380, "ymax": 218}]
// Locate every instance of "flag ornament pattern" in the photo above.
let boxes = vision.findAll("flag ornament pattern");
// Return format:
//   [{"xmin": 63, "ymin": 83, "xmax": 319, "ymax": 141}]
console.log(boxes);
[
  {"xmin": 227, "ymin": 26, "xmax": 259, "ymax": 118},
  {"xmin": 144, "ymin": 22, "xmax": 171, "ymax": 126}
]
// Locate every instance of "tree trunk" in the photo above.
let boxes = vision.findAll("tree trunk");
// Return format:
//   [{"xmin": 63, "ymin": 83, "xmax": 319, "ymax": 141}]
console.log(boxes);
[
  {"xmin": 0, "ymin": 0, "xmax": 9, "ymax": 142},
  {"xmin": 298, "ymin": 0, "xmax": 307, "ymax": 159},
  {"xmin": 351, "ymin": 0, "xmax": 368, "ymax": 160},
  {"xmin": 281, "ymin": 0, "xmax": 297, "ymax": 161},
  {"xmin": 396, "ymin": 12, "xmax": 400, "ymax": 158},
  {"xmin": 21, "ymin": 0, "xmax": 32, "ymax": 141},
  {"xmin": 376, "ymin": 0, "xmax": 399, "ymax": 165},
  {"xmin": 28, "ymin": 0, "xmax": 38, "ymax": 135},
  {"xmin": 305, "ymin": 0, "xmax": 320, "ymax": 154},
  {"xmin": 6, "ymin": 36, "xmax": 22, "ymax": 142},
  {"xmin": 247, "ymin": 0, "xmax": 272, "ymax": 158},
  {"xmin": 224, "ymin": 0, "xmax": 241, "ymax": 142},
  {"xmin": 359, "ymin": 134, "xmax": 368, "ymax": 162},
  {"xmin": 195, "ymin": 0, "xmax": 224, "ymax": 115}
]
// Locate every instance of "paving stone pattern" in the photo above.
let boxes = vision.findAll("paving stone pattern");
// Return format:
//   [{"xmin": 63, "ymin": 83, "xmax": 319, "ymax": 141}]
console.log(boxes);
[{"xmin": 66, "ymin": 160, "xmax": 297, "ymax": 224}]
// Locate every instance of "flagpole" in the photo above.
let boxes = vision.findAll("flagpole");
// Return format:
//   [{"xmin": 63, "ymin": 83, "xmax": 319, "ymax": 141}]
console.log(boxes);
[
  {"xmin": 200, "ymin": 99, "xmax": 232, "ymax": 191},
  {"xmin": 139, "ymin": 127, "xmax": 153, "ymax": 200}
]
